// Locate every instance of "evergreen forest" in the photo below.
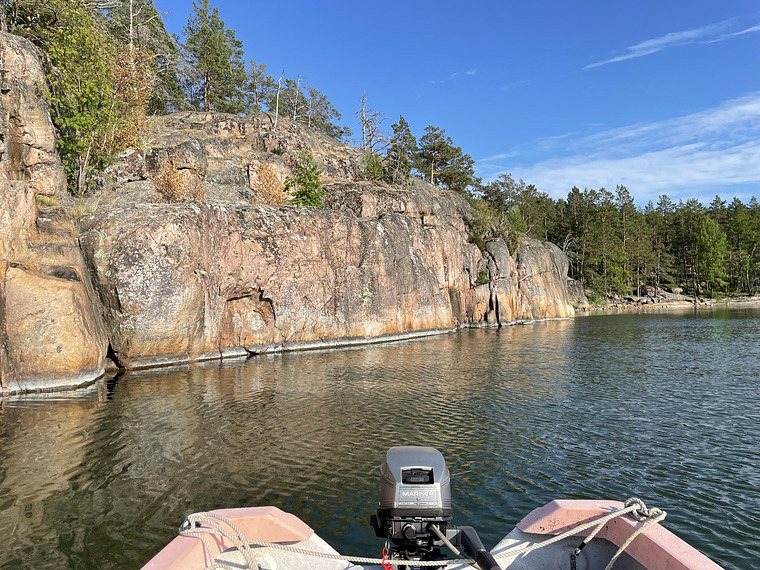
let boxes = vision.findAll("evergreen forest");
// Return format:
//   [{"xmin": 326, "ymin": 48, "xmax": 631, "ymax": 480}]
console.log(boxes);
[{"xmin": 3, "ymin": 0, "xmax": 759, "ymax": 301}]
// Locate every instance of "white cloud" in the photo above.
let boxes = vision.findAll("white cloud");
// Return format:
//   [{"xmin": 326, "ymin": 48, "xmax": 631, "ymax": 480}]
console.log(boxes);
[
  {"xmin": 429, "ymin": 69, "xmax": 478, "ymax": 85},
  {"xmin": 511, "ymin": 142, "xmax": 760, "ymax": 203},
  {"xmin": 585, "ymin": 20, "xmax": 760, "ymax": 69},
  {"xmin": 499, "ymin": 78, "xmax": 534, "ymax": 91},
  {"xmin": 477, "ymin": 92, "xmax": 760, "ymax": 204}
]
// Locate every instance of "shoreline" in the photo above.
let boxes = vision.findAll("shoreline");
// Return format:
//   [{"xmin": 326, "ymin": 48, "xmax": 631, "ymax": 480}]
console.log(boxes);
[
  {"xmin": 575, "ymin": 295, "xmax": 760, "ymax": 313},
  {"xmin": 3, "ymin": 317, "xmax": 577, "ymax": 399},
  {"xmin": 3, "ymin": 299, "xmax": 757, "ymax": 398}
]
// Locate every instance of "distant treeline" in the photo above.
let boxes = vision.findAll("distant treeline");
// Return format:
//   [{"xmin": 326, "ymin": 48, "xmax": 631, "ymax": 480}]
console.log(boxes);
[
  {"xmin": 473, "ymin": 176, "xmax": 760, "ymax": 300},
  {"xmin": 4, "ymin": 0, "xmax": 758, "ymax": 299}
]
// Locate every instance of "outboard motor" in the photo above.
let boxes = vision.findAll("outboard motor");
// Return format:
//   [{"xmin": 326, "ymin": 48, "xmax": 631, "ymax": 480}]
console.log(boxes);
[{"xmin": 370, "ymin": 446, "xmax": 500, "ymax": 570}]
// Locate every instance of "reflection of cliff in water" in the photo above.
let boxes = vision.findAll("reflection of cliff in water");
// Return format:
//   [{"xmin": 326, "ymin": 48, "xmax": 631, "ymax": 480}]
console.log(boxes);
[
  {"xmin": 0, "ymin": 325, "xmax": 576, "ymax": 567},
  {"xmin": 0, "ymin": 389, "xmax": 104, "ymax": 567}
]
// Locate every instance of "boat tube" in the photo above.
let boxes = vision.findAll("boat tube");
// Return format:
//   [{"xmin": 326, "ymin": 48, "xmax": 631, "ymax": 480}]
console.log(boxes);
[{"xmin": 143, "ymin": 446, "xmax": 723, "ymax": 569}]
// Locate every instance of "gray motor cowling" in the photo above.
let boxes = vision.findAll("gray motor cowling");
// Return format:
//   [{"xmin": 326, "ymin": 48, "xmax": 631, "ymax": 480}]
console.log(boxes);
[
  {"xmin": 378, "ymin": 446, "xmax": 452, "ymax": 520},
  {"xmin": 372, "ymin": 446, "xmax": 453, "ymax": 559},
  {"xmin": 371, "ymin": 446, "xmax": 500, "ymax": 570}
]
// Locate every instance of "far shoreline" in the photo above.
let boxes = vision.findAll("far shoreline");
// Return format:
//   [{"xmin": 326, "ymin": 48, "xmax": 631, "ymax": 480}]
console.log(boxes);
[{"xmin": 575, "ymin": 295, "xmax": 760, "ymax": 315}]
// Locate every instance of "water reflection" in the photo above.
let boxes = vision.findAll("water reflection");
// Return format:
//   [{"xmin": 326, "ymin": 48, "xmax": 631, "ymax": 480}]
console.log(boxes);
[{"xmin": 1, "ymin": 309, "xmax": 759, "ymax": 569}]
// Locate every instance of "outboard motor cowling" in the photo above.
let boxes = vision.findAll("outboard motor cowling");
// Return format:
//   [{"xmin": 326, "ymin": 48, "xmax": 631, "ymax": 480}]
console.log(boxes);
[
  {"xmin": 371, "ymin": 446, "xmax": 500, "ymax": 570},
  {"xmin": 374, "ymin": 446, "xmax": 453, "ymax": 553}
]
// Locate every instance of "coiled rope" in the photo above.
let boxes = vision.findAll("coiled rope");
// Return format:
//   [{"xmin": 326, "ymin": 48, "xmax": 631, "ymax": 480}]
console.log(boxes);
[{"xmin": 178, "ymin": 497, "xmax": 667, "ymax": 570}]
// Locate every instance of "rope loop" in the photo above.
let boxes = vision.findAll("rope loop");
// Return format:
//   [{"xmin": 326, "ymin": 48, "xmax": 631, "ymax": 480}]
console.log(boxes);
[{"xmin": 624, "ymin": 497, "xmax": 664, "ymax": 523}]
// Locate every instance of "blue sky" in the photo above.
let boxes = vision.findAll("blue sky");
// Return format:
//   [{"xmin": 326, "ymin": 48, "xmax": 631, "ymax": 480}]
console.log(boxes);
[{"xmin": 154, "ymin": 0, "xmax": 760, "ymax": 206}]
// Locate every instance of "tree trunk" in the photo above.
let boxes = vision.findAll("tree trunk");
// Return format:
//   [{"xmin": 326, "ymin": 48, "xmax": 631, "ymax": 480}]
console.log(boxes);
[
  {"xmin": 360, "ymin": 93, "xmax": 367, "ymax": 150},
  {"xmin": 273, "ymin": 70, "xmax": 284, "ymax": 130},
  {"xmin": 129, "ymin": 0, "xmax": 135, "ymax": 52}
]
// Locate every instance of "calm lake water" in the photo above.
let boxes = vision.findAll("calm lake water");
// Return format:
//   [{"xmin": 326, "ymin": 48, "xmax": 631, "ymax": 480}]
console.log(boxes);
[{"xmin": 1, "ymin": 306, "xmax": 759, "ymax": 569}]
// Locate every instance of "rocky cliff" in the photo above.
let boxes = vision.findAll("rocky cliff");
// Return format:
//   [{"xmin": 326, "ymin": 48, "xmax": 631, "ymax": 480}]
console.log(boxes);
[
  {"xmin": 0, "ymin": 32, "xmax": 107, "ymax": 392},
  {"xmin": 0, "ymin": 32, "xmax": 575, "ymax": 393}
]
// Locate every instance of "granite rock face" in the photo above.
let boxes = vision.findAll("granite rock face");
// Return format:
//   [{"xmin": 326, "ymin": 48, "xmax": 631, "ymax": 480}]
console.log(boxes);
[
  {"xmin": 0, "ymin": 32, "xmax": 107, "ymax": 393},
  {"xmin": 515, "ymin": 237, "xmax": 575, "ymax": 320},
  {"xmin": 485, "ymin": 239, "xmax": 519, "ymax": 324},
  {"xmin": 566, "ymin": 277, "xmax": 590, "ymax": 308},
  {"xmin": 0, "ymin": 33, "xmax": 66, "ymax": 198},
  {"xmin": 0, "ymin": 33, "xmax": 575, "ymax": 392},
  {"xmin": 78, "ymin": 202, "xmax": 483, "ymax": 367},
  {"xmin": 78, "ymin": 199, "xmax": 574, "ymax": 369},
  {"xmin": 94, "ymin": 112, "xmax": 367, "ymax": 206}
]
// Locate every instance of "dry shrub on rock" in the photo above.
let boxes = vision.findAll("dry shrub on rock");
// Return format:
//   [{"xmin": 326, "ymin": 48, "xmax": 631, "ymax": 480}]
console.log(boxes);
[
  {"xmin": 110, "ymin": 47, "xmax": 153, "ymax": 150},
  {"xmin": 252, "ymin": 162, "xmax": 286, "ymax": 205},
  {"xmin": 149, "ymin": 162, "xmax": 208, "ymax": 203}
]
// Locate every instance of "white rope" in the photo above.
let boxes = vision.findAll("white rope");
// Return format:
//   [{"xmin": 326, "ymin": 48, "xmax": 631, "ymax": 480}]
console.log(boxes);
[
  {"xmin": 181, "ymin": 513, "xmax": 467, "ymax": 567},
  {"xmin": 177, "ymin": 498, "xmax": 666, "ymax": 569},
  {"xmin": 179, "ymin": 512, "xmax": 261, "ymax": 570},
  {"xmin": 490, "ymin": 501, "xmax": 643, "ymax": 561},
  {"xmin": 602, "ymin": 498, "xmax": 667, "ymax": 570}
]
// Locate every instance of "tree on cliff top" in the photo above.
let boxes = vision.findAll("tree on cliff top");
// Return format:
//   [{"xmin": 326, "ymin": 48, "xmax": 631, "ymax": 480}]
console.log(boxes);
[
  {"xmin": 105, "ymin": 0, "xmax": 186, "ymax": 113},
  {"xmin": 261, "ymin": 73, "xmax": 347, "ymax": 139},
  {"xmin": 285, "ymin": 151, "xmax": 324, "ymax": 207},
  {"xmin": 415, "ymin": 125, "xmax": 478, "ymax": 194},
  {"xmin": 5, "ymin": 0, "xmax": 131, "ymax": 194},
  {"xmin": 306, "ymin": 85, "xmax": 345, "ymax": 139},
  {"xmin": 386, "ymin": 116, "xmax": 417, "ymax": 185},
  {"xmin": 356, "ymin": 93, "xmax": 387, "ymax": 154},
  {"xmin": 181, "ymin": 0, "xmax": 245, "ymax": 113},
  {"xmin": 245, "ymin": 59, "xmax": 273, "ymax": 112}
]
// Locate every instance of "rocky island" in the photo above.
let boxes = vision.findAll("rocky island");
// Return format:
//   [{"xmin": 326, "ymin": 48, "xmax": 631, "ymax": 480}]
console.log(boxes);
[{"xmin": 0, "ymin": 32, "xmax": 577, "ymax": 394}]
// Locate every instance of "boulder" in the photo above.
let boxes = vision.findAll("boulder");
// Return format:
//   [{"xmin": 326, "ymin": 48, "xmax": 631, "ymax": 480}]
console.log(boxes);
[
  {"xmin": 566, "ymin": 277, "xmax": 590, "ymax": 308},
  {"xmin": 0, "ymin": 262, "xmax": 107, "ymax": 391},
  {"xmin": 515, "ymin": 236, "xmax": 575, "ymax": 320}
]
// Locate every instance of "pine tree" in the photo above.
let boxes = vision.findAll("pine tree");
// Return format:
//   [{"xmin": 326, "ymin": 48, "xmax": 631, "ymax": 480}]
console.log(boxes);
[
  {"xmin": 246, "ymin": 59, "xmax": 272, "ymax": 112},
  {"xmin": 416, "ymin": 126, "xmax": 450, "ymax": 185},
  {"xmin": 415, "ymin": 125, "xmax": 477, "ymax": 194},
  {"xmin": 615, "ymin": 185, "xmax": 636, "ymax": 292},
  {"xmin": 672, "ymin": 199, "xmax": 706, "ymax": 295},
  {"xmin": 305, "ymin": 85, "xmax": 344, "ymax": 138},
  {"xmin": 629, "ymin": 209, "xmax": 656, "ymax": 296},
  {"xmin": 585, "ymin": 188, "xmax": 628, "ymax": 296},
  {"xmin": 181, "ymin": 0, "xmax": 245, "ymax": 113},
  {"xmin": 439, "ymin": 147, "xmax": 477, "ymax": 194},
  {"xmin": 651, "ymin": 195, "xmax": 677, "ymax": 290},
  {"xmin": 386, "ymin": 116, "xmax": 417, "ymax": 185},
  {"xmin": 285, "ymin": 151, "xmax": 324, "ymax": 207}
]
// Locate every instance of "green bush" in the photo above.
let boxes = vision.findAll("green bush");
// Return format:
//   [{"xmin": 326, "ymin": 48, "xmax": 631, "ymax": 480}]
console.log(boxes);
[
  {"xmin": 363, "ymin": 153, "xmax": 385, "ymax": 181},
  {"xmin": 476, "ymin": 269, "xmax": 490, "ymax": 285},
  {"xmin": 285, "ymin": 151, "xmax": 325, "ymax": 207}
]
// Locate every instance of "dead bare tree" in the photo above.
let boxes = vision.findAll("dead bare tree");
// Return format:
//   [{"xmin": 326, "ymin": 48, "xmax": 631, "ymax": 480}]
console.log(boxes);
[
  {"xmin": 273, "ymin": 69, "xmax": 284, "ymax": 130},
  {"xmin": 356, "ymin": 92, "xmax": 387, "ymax": 154}
]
